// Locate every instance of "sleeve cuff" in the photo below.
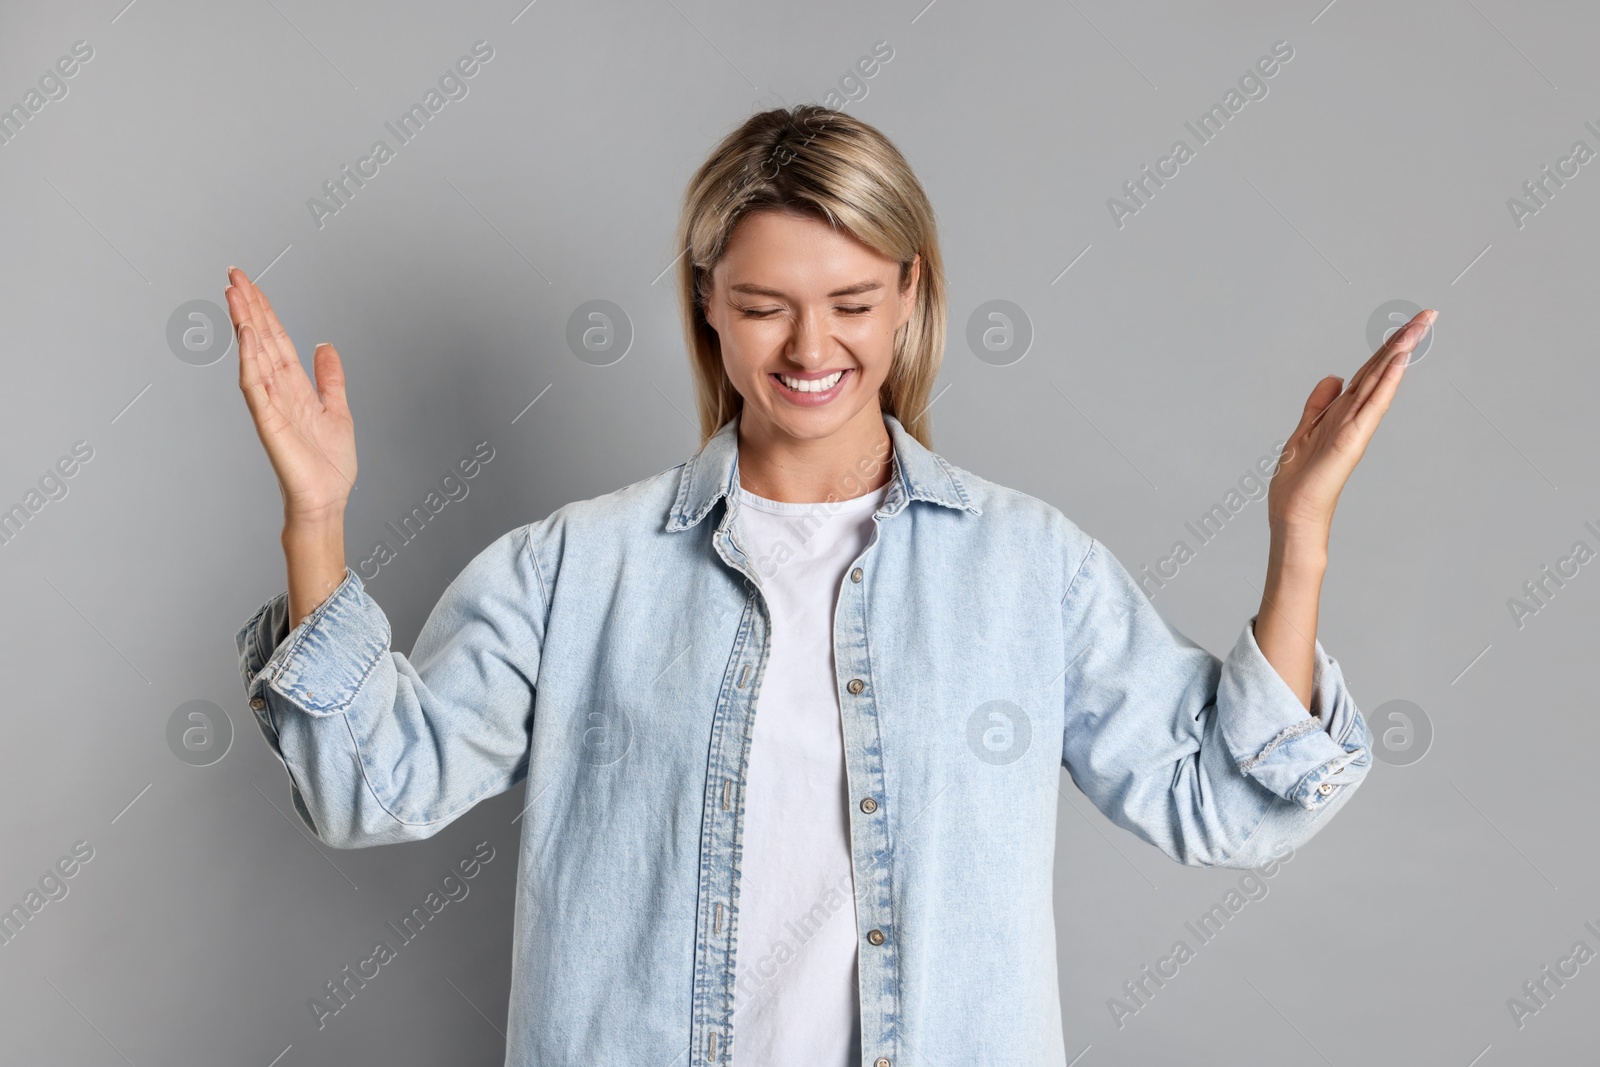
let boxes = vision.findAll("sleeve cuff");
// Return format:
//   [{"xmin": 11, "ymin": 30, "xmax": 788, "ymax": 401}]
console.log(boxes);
[
  {"xmin": 1217, "ymin": 613, "xmax": 1373, "ymax": 811},
  {"xmin": 234, "ymin": 567, "xmax": 390, "ymax": 718}
]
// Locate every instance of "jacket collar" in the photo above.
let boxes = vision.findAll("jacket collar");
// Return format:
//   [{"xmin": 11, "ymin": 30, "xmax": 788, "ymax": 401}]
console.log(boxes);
[{"xmin": 665, "ymin": 409, "xmax": 981, "ymax": 532}]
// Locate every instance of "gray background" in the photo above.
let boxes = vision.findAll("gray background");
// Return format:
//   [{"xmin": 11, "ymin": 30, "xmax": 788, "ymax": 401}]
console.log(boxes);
[{"xmin": 1, "ymin": 0, "xmax": 1594, "ymax": 1064}]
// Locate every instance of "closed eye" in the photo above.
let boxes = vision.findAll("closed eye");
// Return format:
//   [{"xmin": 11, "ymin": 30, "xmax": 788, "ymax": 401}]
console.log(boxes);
[{"xmin": 738, "ymin": 305, "xmax": 875, "ymax": 318}]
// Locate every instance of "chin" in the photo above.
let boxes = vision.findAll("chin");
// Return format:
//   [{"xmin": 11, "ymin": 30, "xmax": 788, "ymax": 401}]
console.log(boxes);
[
  {"xmin": 747, "ymin": 399, "xmax": 862, "ymax": 442},
  {"xmin": 778, "ymin": 415, "xmax": 851, "ymax": 441}
]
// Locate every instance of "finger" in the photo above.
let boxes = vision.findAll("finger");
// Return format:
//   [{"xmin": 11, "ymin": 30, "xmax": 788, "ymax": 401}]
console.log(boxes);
[
  {"xmin": 312, "ymin": 342, "xmax": 349, "ymax": 415},
  {"xmin": 236, "ymin": 323, "xmax": 277, "ymax": 423},
  {"xmin": 224, "ymin": 268, "xmax": 249, "ymax": 333},
  {"xmin": 1294, "ymin": 375, "xmax": 1343, "ymax": 434},
  {"xmin": 1351, "ymin": 311, "xmax": 1432, "ymax": 411},
  {"xmin": 237, "ymin": 318, "xmax": 258, "ymax": 396},
  {"xmin": 1340, "ymin": 316, "xmax": 1414, "ymax": 397},
  {"xmin": 224, "ymin": 278, "xmax": 261, "ymax": 359},
  {"xmin": 249, "ymin": 274, "xmax": 300, "ymax": 363},
  {"xmin": 233, "ymin": 268, "xmax": 288, "ymax": 372},
  {"xmin": 1303, "ymin": 375, "xmax": 1348, "ymax": 435},
  {"xmin": 1349, "ymin": 310, "xmax": 1435, "ymax": 397},
  {"xmin": 227, "ymin": 268, "xmax": 271, "ymax": 362},
  {"xmin": 226, "ymin": 266, "xmax": 258, "ymax": 338},
  {"xmin": 1307, "ymin": 309, "xmax": 1435, "ymax": 438},
  {"xmin": 1343, "ymin": 325, "xmax": 1404, "ymax": 398},
  {"xmin": 1351, "ymin": 335, "xmax": 1410, "ymax": 434},
  {"xmin": 230, "ymin": 275, "xmax": 313, "ymax": 409}
]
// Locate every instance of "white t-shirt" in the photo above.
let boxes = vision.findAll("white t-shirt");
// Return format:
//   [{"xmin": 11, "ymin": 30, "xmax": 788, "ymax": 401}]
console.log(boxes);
[{"xmin": 728, "ymin": 479, "xmax": 889, "ymax": 1067}]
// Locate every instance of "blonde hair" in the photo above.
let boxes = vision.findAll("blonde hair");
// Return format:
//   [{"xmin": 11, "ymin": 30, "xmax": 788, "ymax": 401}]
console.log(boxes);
[{"xmin": 673, "ymin": 105, "xmax": 946, "ymax": 449}]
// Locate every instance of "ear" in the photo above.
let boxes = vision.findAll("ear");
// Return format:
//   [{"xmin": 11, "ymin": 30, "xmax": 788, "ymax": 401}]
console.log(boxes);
[
  {"xmin": 898, "ymin": 253, "xmax": 921, "ymax": 327},
  {"xmin": 700, "ymin": 278, "xmax": 719, "ymax": 336}
]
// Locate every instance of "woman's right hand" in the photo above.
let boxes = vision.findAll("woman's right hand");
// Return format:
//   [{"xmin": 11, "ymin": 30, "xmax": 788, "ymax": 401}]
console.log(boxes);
[{"xmin": 226, "ymin": 267, "xmax": 358, "ymax": 524}]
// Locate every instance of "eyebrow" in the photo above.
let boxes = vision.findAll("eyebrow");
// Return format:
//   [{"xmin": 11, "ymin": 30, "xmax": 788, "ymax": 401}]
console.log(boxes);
[{"xmin": 728, "ymin": 280, "xmax": 885, "ymax": 299}]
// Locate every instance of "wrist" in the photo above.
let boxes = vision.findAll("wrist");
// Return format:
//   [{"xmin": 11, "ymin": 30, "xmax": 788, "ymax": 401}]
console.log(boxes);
[
  {"xmin": 282, "ymin": 511, "xmax": 346, "ymax": 542},
  {"xmin": 1269, "ymin": 519, "xmax": 1329, "ymax": 564},
  {"xmin": 282, "ymin": 520, "xmax": 348, "ymax": 631}
]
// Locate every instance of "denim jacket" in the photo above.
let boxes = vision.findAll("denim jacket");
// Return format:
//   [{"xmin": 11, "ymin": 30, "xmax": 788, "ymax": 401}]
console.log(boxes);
[{"xmin": 236, "ymin": 410, "xmax": 1372, "ymax": 1066}]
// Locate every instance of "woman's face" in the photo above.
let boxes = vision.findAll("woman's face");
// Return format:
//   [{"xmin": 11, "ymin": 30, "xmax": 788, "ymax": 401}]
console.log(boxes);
[{"xmin": 704, "ymin": 209, "xmax": 919, "ymax": 444}]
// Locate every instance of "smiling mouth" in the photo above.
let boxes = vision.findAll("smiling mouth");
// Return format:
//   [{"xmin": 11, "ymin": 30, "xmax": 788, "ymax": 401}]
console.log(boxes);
[{"xmin": 772, "ymin": 369, "xmax": 847, "ymax": 393}]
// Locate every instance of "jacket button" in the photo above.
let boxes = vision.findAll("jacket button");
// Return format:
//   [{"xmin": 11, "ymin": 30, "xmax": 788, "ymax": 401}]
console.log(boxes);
[
  {"xmin": 875, "ymin": 1060, "xmax": 891, "ymax": 1067},
  {"xmin": 850, "ymin": 567, "xmax": 863, "ymax": 583},
  {"xmin": 847, "ymin": 678, "xmax": 865, "ymax": 695},
  {"xmin": 860, "ymin": 797, "xmax": 878, "ymax": 814},
  {"xmin": 249, "ymin": 697, "xmax": 265, "ymax": 711},
  {"xmin": 1317, "ymin": 782, "xmax": 1334, "ymax": 797},
  {"xmin": 867, "ymin": 928, "xmax": 885, "ymax": 945}
]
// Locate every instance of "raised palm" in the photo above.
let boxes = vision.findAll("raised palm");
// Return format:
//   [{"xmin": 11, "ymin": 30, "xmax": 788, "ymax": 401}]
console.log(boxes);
[
  {"xmin": 1267, "ymin": 308, "xmax": 1438, "ymax": 533},
  {"xmin": 225, "ymin": 267, "xmax": 357, "ymax": 523}
]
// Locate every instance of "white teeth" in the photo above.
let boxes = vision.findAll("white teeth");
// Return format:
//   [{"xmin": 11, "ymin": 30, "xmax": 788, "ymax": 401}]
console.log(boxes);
[{"xmin": 777, "ymin": 370, "xmax": 844, "ymax": 393}]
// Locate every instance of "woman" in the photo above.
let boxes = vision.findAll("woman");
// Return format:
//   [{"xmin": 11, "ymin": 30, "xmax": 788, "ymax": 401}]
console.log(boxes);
[{"xmin": 230, "ymin": 105, "xmax": 1434, "ymax": 1066}]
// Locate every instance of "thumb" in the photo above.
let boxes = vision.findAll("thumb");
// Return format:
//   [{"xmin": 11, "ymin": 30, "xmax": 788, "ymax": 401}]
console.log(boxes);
[
  {"xmin": 312, "ymin": 342, "xmax": 349, "ymax": 413},
  {"xmin": 1295, "ymin": 375, "xmax": 1342, "ymax": 434}
]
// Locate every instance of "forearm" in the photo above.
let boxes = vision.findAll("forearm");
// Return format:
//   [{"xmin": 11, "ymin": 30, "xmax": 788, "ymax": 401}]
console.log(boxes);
[
  {"xmin": 283, "ymin": 514, "xmax": 348, "ymax": 630},
  {"xmin": 1252, "ymin": 522, "xmax": 1329, "ymax": 714}
]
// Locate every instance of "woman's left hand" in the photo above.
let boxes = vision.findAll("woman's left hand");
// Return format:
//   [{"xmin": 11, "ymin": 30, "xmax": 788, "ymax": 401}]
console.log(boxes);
[{"xmin": 1267, "ymin": 308, "xmax": 1438, "ymax": 537}]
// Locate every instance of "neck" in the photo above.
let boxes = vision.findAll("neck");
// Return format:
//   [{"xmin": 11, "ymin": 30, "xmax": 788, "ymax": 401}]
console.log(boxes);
[{"xmin": 735, "ymin": 405, "xmax": 894, "ymax": 504}]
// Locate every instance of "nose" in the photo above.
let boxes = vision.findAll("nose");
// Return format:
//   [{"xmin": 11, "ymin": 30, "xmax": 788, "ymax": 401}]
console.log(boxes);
[{"xmin": 785, "ymin": 306, "xmax": 829, "ymax": 367}]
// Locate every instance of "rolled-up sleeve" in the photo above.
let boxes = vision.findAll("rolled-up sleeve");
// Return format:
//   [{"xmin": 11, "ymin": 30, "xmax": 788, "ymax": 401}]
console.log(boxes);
[
  {"xmin": 1059, "ymin": 536, "xmax": 1372, "ymax": 869},
  {"xmin": 235, "ymin": 523, "xmax": 547, "ymax": 849}
]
